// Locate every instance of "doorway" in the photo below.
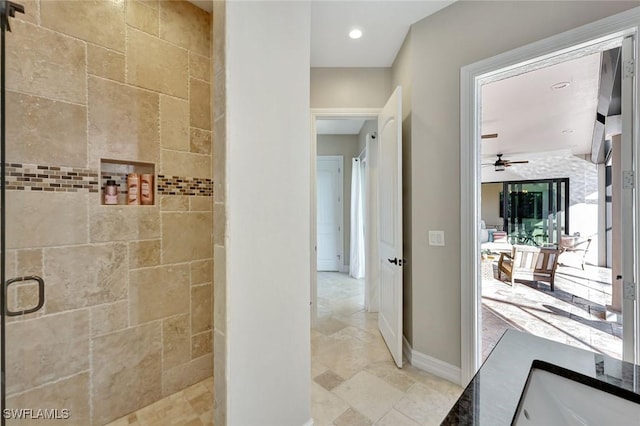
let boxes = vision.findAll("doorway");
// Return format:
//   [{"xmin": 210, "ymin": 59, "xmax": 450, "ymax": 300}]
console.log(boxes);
[{"xmin": 461, "ymin": 12, "xmax": 640, "ymax": 385}]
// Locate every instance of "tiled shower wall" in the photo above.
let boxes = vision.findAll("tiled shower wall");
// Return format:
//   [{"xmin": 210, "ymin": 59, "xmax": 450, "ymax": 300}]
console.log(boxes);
[{"xmin": 4, "ymin": 1, "xmax": 213, "ymax": 424}]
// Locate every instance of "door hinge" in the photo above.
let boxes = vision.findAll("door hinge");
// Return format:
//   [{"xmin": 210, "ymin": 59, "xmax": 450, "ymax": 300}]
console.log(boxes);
[
  {"xmin": 623, "ymin": 281, "xmax": 636, "ymax": 301},
  {"xmin": 623, "ymin": 171, "xmax": 635, "ymax": 189},
  {"xmin": 623, "ymin": 59, "xmax": 635, "ymax": 79}
]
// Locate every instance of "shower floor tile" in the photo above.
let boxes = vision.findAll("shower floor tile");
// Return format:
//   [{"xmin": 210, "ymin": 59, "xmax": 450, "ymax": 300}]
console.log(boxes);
[{"xmin": 105, "ymin": 377, "xmax": 213, "ymax": 426}]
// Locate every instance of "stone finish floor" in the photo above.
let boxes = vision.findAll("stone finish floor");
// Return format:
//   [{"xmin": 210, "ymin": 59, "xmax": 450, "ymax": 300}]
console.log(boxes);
[
  {"xmin": 105, "ymin": 377, "xmax": 213, "ymax": 426},
  {"xmin": 482, "ymin": 258, "xmax": 622, "ymax": 362},
  {"xmin": 312, "ymin": 272, "xmax": 462, "ymax": 426}
]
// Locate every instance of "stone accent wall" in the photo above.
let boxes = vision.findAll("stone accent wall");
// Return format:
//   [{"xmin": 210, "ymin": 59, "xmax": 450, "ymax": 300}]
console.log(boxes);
[{"xmin": 4, "ymin": 1, "xmax": 213, "ymax": 424}]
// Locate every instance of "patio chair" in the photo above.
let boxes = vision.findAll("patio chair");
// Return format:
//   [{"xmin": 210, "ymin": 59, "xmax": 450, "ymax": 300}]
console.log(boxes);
[
  {"xmin": 559, "ymin": 237, "xmax": 592, "ymax": 270},
  {"xmin": 498, "ymin": 245, "xmax": 560, "ymax": 291}
]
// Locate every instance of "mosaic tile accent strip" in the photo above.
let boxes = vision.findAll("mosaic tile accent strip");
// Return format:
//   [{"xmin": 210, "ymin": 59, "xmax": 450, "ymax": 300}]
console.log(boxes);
[
  {"xmin": 4, "ymin": 163, "xmax": 99, "ymax": 193},
  {"xmin": 4, "ymin": 163, "xmax": 214, "ymax": 197},
  {"xmin": 157, "ymin": 175, "xmax": 213, "ymax": 196}
]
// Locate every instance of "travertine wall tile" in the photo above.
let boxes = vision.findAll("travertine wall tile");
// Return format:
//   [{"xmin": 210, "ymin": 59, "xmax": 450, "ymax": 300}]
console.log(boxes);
[
  {"xmin": 41, "ymin": 0, "xmax": 125, "ymax": 52},
  {"xmin": 192, "ymin": 330, "xmax": 212, "ymax": 359},
  {"xmin": 88, "ymin": 76, "xmax": 159, "ymax": 167},
  {"xmin": 190, "ymin": 127, "xmax": 212, "ymax": 155},
  {"xmin": 213, "ymin": 203, "xmax": 225, "ymax": 246},
  {"xmin": 7, "ymin": 20, "xmax": 86, "ymax": 105},
  {"xmin": 127, "ymin": 28, "xmax": 188, "ymax": 98},
  {"xmin": 92, "ymin": 322, "xmax": 162, "ymax": 425},
  {"xmin": 190, "ymin": 51, "xmax": 211, "ymax": 82},
  {"xmin": 214, "ymin": 70, "xmax": 225, "ymax": 120},
  {"xmin": 190, "ymin": 196, "xmax": 212, "ymax": 212},
  {"xmin": 91, "ymin": 301, "xmax": 129, "ymax": 337},
  {"xmin": 5, "ymin": 2, "xmax": 214, "ymax": 422},
  {"xmin": 190, "ymin": 78, "xmax": 211, "ymax": 130},
  {"xmin": 129, "ymin": 239, "xmax": 161, "ymax": 269},
  {"xmin": 160, "ymin": 195, "xmax": 189, "ymax": 211},
  {"xmin": 7, "ymin": 91, "xmax": 87, "ymax": 167},
  {"xmin": 191, "ymin": 284, "xmax": 212, "ymax": 334},
  {"xmin": 213, "ymin": 117, "xmax": 225, "ymax": 203},
  {"xmin": 160, "ymin": 95, "xmax": 189, "ymax": 151},
  {"xmin": 15, "ymin": 0, "xmax": 39, "ymax": 24},
  {"xmin": 163, "ymin": 313, "xmax": 191, "ymax": 370},
  {"xmin": 5, "ymin": 310, "xmax": 89, "ymax": 394},
  {"xmin": 130, "ymin": 264, "xmax": 190, "ymax": 324},
  {"xmin": 87, "ymin": 44, "xmax": 126, "ymax": 83},
  {"xmin": 163, "ymin": 354, "xmax": 212, "ymax": 397},
  {"xmin": 213, "ymin": 329, "xmax": 226, "ymax": 426},
  {"xmin": 191, "ymin": 259, "xmax": 213, "ymax": 285},
  {"xmin": 90, "ymin": 204, "xmax": 161, "ymax": 242},
  {"xmin": 6, "ymin": 192, "xmax": 89, "ymax": 249},
  {"xmin": 214, "ymin": 245, "xmax": 226, "ymax": 332},
  {"xmin": 16, "ymin": 249, "xmax": 43, "ymax": 277},
  {"xmin": 162, "ymin": 212, "xmax": 213, "ymax": 263},
  {"xmin": 127, "ymin": 0, "xmax": 159, "ymax": 36},
  {"xmin": 44, "ymin": 243, "xmax": 128, "ymax": 314},
  {"xmin": 161, "ymin": 149, "xmax": 212, "ymax": 180},
  {"xmin": 159, "ymin": 1, "xmax": 211, "ymax": 57},
  {"xmin": 6, "ymin": 372, "xmax": 90, "ymax": 426}
]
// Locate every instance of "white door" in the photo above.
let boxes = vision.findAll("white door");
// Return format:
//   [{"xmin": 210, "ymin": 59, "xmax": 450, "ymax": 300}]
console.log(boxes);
[
  {"xmin": 378, "ymin": 87, "xmax": 403, "ymax": 367},
  {"xmin": 317, "ymin": 156, "xmax": 343, "ymax": 271}
]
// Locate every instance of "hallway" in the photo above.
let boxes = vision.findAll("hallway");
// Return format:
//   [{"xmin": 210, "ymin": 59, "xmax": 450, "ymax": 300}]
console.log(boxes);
[{"xmin": 312, "ymin": 273, "xmax": 462, "ymax": 425}]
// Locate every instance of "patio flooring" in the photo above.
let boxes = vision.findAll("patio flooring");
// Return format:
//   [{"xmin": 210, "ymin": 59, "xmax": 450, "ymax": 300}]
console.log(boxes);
[{"xmin": 481, "ymin": 258, "xmax": 622, "ymax": 362}]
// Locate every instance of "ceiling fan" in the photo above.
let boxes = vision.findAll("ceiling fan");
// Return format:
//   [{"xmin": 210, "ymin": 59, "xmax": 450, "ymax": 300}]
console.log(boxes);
[{"xmin": 482, "ymin": 154, "xmax": 529, "ymax": 171}]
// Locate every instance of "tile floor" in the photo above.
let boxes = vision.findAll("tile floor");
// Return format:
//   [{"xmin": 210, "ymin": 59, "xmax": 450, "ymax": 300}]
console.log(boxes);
[
  {"xmin": 312, "ymin": 272, "xmax": 462, "ymax": 426},
  {"xmin": 106, "ymin": 272, "xmax": 463, "ymax": 426},
  {"xmin": 105, "ymin": 377, "xmax": 213, "ymax": 426},
  {"xmin": 482, "ymin": 259, "xmax": 622, "ymax": 362}
]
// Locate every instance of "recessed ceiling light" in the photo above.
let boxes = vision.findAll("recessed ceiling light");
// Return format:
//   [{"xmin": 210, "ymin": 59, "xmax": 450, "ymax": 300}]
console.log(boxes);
[
  {"xmin": 551, "ymin": 81, "xmax": 571, "ymax": 90},
  {"xmin": 562, "ymin": 129, "xmax": 574, "ymax": 134},
  {"xmin": 349, "ymin": 29, "xmax": 363, "ymax": 39}
]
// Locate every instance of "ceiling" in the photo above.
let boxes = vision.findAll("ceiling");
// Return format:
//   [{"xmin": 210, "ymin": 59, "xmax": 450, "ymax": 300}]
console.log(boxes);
[
  {"xmin": 481, "ymin": 52, "xmax": 601, "ymax": 162},
  {"xmin": 317, "ymin": 119, "xmax": 367, "ymax": 135},
  {"xmin": 311, "ymin": 1, "xmax": 455, "ymax": 67}
]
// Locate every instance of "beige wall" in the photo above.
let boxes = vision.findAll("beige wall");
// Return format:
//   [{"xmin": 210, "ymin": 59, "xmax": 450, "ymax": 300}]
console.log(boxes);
[
  {"xmin": 4, "ymin": 2, "xmax": 213, "ymax": 424},
  {"xmin": 318, "ymin": 135, "xmax": 360, "ymax": 268},
  {"xmin": 311, "ymin": 67, "xmax": 392, "ymax": 108},
  {"xmin": 404, "ymin": 0, "xmax": 639, "ymax": 367},
  {"xmin": 481, "ymin": 183, "xmax": 502, "ymax": 228}
]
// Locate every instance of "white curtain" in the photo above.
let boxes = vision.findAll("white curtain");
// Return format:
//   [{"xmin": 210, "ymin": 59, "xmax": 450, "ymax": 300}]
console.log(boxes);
[{"xmin": 350, "ymin": 158, "xmax": 365, "ymax": 278}]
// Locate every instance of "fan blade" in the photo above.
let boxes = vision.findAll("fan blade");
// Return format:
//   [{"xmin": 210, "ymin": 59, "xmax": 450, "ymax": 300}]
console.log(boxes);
[
  {"xmin": 481, "ymin": 162, "xmax": 494, "ymax": 166},
  {"xmin": 481, "ymin": 133, "xmax": 498, "ymax": 139},
  {"xmin": 505, "ymin": 160, "xmax": 529, "ymax": 164}
]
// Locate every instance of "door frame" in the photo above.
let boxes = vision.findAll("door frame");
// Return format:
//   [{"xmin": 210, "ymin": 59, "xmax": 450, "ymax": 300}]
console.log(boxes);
[
  {"xmin": 460, "ymin": 8, "xmax": 640, "ymax": 385},
  {"xmin": 316, "ymin": 155, "xmax": 344, "ymax": 272},
  {"xmin": 310, "ymin": 108, "xmax": 379, "ymax": 327}
]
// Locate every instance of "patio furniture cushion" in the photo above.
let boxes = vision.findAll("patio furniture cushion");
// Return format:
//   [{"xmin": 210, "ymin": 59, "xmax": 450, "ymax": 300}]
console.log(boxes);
[{"xmin": 498, "ymin": 245, "xmax": 560, "ymax": 291}]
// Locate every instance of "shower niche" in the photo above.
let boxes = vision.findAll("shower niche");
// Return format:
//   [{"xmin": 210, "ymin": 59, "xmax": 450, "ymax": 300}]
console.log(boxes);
[{"xmin": 100, "ymin": 159, "xmax": 156, "ymax": 206}]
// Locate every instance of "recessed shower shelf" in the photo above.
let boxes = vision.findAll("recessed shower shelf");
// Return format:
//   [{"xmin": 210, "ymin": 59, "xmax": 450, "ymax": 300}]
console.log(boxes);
[{"xmin": 100, "ymin": 159, "xmax": 156, "ymax": 206}]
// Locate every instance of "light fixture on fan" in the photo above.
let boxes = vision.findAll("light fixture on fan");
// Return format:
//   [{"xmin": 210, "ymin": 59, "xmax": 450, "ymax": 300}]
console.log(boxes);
[{"xmin": 482, "ymin": 154, "xmax": 529, "ymax": 171}]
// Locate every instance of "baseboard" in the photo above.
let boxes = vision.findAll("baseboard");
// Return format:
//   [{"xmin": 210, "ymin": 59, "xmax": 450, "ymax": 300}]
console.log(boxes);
[
  {"xmin": 302, "ymin": 419, "xmax": 314, "ymax": 426},
  {"xmin": 402, "ymin": 336, "xmax": 462, "ymax": 386}
]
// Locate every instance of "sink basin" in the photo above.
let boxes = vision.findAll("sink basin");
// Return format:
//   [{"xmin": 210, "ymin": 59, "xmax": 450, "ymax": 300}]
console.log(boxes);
[{"xmin": 512, "ymin": 360, "xmax": 640, "ymax": 425}]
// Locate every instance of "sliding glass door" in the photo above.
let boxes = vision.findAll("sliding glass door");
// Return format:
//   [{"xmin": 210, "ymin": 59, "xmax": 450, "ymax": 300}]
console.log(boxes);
[{"xmin": 502, "ymin": 178, "xmax": 569, "ymax": 246}]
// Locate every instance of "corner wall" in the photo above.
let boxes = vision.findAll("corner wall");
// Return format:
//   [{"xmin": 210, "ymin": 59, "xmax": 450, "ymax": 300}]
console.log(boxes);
[{"xmin": 225, "ymin": 1, "xmax": 311, "ymax": 424}]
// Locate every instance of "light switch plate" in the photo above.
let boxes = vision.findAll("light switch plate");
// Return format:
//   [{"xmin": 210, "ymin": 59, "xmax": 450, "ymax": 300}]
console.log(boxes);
[{"xmin": 429, "ymin": 230, "xmax": 445, "ymax": 246}]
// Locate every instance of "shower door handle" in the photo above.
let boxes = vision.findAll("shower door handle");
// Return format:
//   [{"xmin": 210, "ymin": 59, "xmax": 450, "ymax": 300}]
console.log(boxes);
[{"xmin": 5, "ymin": 275, "xmax": 45, "ymax": 316}]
